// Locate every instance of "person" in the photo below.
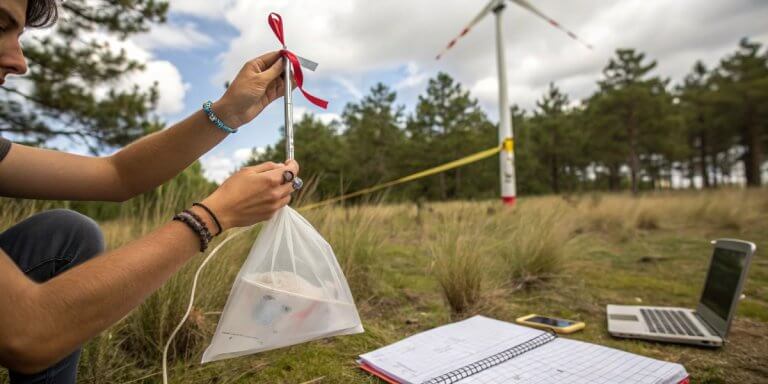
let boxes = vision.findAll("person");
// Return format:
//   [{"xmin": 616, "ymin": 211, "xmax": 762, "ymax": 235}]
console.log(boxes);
[{"xmin": 0, "ymin": 1, "xmax": 300, "ymax": 382}]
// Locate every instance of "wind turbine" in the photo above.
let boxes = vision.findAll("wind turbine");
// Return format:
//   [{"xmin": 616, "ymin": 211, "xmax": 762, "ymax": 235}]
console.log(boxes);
[{"xmin": 436, "ymin": 0, "xmax": 592, "ymax": 205}]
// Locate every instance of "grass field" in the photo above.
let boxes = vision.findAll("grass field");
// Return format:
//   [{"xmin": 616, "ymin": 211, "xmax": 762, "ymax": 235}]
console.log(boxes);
[{"xmin": 1, "ymin": 189, "xmax": 767, "ymax": 383}]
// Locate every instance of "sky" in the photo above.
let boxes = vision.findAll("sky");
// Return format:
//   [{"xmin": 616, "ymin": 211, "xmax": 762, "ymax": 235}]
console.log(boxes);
[{"xmin": 18, "ymin": 0, "xmax": 768, "ymax": 182}]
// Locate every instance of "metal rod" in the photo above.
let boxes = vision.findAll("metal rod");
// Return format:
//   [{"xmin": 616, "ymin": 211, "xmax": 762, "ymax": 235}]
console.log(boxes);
[
  {"xmin": 494, "ymin": 1, "xmax": 517, "ymax": 205},
  {"xmin": 284, "ymin": 56, "xmax": 294, "ymax": 160}
]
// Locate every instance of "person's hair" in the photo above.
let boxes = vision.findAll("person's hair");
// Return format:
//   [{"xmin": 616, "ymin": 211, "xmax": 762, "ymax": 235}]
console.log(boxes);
[{"xmin": 26, "ymin": 0, "xmax": 58, "ymax": 28}]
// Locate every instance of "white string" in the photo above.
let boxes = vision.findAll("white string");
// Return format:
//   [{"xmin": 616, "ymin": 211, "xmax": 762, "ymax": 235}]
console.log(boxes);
[{"xmin": 161, "ymin": 226, "xmax": 251, "ymax": 384}]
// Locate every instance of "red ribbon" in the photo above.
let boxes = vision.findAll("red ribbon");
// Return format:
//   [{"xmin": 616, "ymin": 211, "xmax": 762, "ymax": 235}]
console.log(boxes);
[{"xmin": 268, "ymin": 12, "xmax": 329, "ymax": 109}]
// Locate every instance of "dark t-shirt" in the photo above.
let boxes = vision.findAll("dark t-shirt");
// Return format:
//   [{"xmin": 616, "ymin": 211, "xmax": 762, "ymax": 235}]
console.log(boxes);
[{"xmin": 0, "ymin": 136, "xmax": 11, "ymax": 162}]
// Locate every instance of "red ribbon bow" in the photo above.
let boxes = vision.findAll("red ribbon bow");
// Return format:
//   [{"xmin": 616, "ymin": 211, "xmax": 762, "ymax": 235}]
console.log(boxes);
[{"xmin": 268, "ymin": 12, "xmax": 328, "ymax": 109}]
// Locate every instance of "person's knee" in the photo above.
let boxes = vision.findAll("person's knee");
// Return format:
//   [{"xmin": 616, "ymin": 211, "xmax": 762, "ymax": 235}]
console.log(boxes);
[
  {"xmin": 45, "ymin": 209, "xmax": 105, "ymax": 264},
  {"xmin": 1, "ymin": 209, "xmax": 104, "ymax": 281}
]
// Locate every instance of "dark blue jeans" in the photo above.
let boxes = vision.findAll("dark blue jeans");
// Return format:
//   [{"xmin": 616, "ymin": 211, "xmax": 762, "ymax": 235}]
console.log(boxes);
[{"xmin": 0, "ymin": 209, "xmax": 104, "ymax": 384}]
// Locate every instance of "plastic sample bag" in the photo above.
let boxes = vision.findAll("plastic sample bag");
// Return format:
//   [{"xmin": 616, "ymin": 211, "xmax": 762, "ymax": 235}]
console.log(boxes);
[{"xmin": 202, "ymin": 206, "xmax": 364, "ymax": 362}]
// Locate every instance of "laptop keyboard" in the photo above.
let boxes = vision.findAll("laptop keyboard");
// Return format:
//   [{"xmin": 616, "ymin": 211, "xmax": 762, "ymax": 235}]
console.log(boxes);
[{"xmin": 640, "ymin": 309, "xmax": 705, "ymax": 337}]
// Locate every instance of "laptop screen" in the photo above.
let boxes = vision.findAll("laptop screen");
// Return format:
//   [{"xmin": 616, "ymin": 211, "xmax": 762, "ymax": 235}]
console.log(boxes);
[{"xmin": 699, "ymin": 247, "xmax": 747, "ymax": 321}]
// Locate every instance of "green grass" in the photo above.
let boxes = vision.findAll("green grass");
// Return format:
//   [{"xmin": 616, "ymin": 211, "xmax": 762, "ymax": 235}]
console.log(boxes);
[{"xmin": 1, "ymin": 189, "xmax": 767, "ymax": 383}]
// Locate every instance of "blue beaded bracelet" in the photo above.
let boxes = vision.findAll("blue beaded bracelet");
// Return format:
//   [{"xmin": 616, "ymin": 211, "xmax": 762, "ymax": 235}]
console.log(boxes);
[{"xmin": 202, "ymin": 100, "xmax": 237, "ymax": 134}]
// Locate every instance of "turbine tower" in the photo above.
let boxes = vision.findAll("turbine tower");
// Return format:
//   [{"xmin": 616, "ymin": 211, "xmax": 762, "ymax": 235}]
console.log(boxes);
[{"xmin": 436, "ymin": 0, "xmax": 592, "ymax": 205}]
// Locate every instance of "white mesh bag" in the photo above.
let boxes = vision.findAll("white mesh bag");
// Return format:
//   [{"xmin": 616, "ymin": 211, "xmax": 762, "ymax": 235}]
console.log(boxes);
[{"xmin": 202, "ymin": 206, "xmax": 364, "ymax": 362}]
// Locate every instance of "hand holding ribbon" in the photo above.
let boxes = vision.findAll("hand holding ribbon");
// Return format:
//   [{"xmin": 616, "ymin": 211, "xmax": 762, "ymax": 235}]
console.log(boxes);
[{"xmin": 268, "ymin": 13, "xmax": 328, "ymax": 109}]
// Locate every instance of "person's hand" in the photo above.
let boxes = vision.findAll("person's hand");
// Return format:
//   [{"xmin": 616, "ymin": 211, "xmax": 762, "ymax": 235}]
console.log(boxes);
[
  {"xmin": 212, "ymin": 51, "xmax": 287, "ymax": 129},
  {"xmin": 199, "ymin": 160, "xmax": 300, "ymax": 231}
]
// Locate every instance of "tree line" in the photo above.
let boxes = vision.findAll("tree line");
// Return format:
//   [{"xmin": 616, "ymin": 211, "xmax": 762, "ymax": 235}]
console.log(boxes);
[
  {"xmin": 2, "ymin": 0, "xmax": 765, "ymax": 202},
  {"xmin": 250, "ymin": 39, "xmax": 768, "ymax": 201}
]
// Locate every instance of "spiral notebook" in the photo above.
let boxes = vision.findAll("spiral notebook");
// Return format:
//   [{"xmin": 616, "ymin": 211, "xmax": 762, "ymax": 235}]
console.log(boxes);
[{"xmin": 358, "ymin": 316, "xmax": 689, "ymax": 384}]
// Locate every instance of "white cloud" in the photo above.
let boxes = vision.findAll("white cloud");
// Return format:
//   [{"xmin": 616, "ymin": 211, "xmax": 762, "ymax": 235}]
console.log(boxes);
[
  {"xmin": 394, "ymin": 62, "xmax": 429, "ymax": 90},
  {"xmin": 50, "ymin": 30, "xmax": 189, "ymax": 117},
  {"xmin": 316, "ymin": 112, "xmax": 341, "ymax": 125},
  {"xmin": 16, "ymin": 28, "xmax": 188, "ymax": 118},
  {"xmin": 233, "ymin": 147, "xmax": 254, "ymax": 162},
  {"xmin": 333, "ymin": 76, "xmax": 363, "ymax": 99},
  {"xmin": 126, "ymin": 60, "xmax": 188, "ymax": 116},
  {"xmin": 294, "ymin": 106, "xmax": 341, "ymax": 125},
  {"xmin": 167, "ymin": 0, "xmax": 234, "ymax": 20},
  {"xmin": 201, "ymin": 155, "xmax": 235, "ymax": 183},
  {"xmin": 202, "ymin": 146, "xmax": 267, "ymax": 183},
  {"xmin": 133, "ymin": 22, "xmax": 214, "ymax": 51},
  {"xmin": 212, "ymin": 0, "xmax": 768, "ymax": 116},
  {"xmin": 470, "ymin": 76, "xmax": 498, "ymax": 106}
]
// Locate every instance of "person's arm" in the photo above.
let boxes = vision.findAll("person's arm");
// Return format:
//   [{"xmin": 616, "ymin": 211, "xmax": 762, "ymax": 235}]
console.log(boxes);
[
  {"xmin": 0, "ymin": 160, "xmax": 299, "ymax": 374},
  {"xmin": 0, "ymin": 51, "xmax": 287, "ymax": 202}
]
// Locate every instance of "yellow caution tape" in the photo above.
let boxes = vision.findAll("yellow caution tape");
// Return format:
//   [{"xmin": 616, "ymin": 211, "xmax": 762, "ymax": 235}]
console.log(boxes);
[
  {"xmin": 503, "ymin": 137, "xmax": 514, "ymax": 153},
  {"xmin": 299, "ymin": 145, "xmax": 502, "ymax": 211}
]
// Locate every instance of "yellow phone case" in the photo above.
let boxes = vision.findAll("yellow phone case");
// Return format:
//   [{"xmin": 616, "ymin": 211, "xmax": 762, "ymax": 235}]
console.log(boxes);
[{"xmin": 515, "ymin": 314, "xmax": 586, "ymax": 334}]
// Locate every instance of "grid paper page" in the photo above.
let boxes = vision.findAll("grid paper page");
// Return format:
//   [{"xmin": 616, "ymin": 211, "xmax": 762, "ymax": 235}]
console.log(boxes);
[
  {"xmin": 456, "ymin": 338, "xmax": 688, "ymax": 384},
  {"xmin": 359, "ymin": 316, "xmax": 545, "ymax": 383}
]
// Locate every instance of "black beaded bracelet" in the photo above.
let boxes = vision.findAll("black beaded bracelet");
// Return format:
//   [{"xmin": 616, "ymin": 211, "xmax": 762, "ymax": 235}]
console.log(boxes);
[
  {"xmin": 183, "ymin": 209, "xmax": 213, "ymax": 242},
  {"xmin": 192, "ymin": 202, "xmax": 223, "ymax": 236},
  {"xmin": 173, "ymin": 212, "xmax": 210, "ymax": 252}
]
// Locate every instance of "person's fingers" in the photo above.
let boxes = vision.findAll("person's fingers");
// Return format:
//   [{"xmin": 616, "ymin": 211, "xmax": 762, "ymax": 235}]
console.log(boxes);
[
  {"xmin": 265, "ymin": 75, "xmax": 298, "ymax": 102},
  {"xmin": 272, "ymin": 194, "xmax": 292, "ymax": 211},
  {"xmin": 280, "ymin": 159, "xmax": 300, "ymax": 181},
  {"xmin": 284, "ymin": 159, "xmax": 300, "ymax": 175},
  {"xmin": 272, "ymin": 81, "xmax": 284, "ymax": 100},
  {"xmin": 263, "ymin": 160, "xmax": 300, "ymax": 187},
  {"xmin": 265, "ymin": 78, "xmax": 285, "ymax": 101},
  {"xmin": 275, "ymin": 181, "xmax": 295, "ymax": 198},
  {"xmin": 247, "ymin": 51, "xmax": 282, "ymax": 73},
  {"xmin": 245, "ymin": 161, "xmax": 282, "ymax": 174},
  {"xmin": 260, "ymin": 57, "xmax": 286, "ymax": 81},
  {"xmin": 264, "ymin": 166, "xmax": 288, "ymax": 187}
]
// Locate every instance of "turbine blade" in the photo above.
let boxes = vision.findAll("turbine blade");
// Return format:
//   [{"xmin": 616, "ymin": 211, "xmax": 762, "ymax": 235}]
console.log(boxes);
[
  {"xmin": 436, "ymin": 0, "xmax": 498, "ymax": 60},
  {"xmin": 510, "ymin": 0, "xmax": 594, "ymax": 50}
]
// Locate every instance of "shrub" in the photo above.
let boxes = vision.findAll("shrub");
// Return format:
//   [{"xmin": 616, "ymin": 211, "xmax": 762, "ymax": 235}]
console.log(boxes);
[
  {"xmin": 494, "ymin": 200, "xmax": 573, "ymax": 288},
  {"xmin": 427, "ymin": 209, "xmax": 491, "ymax": 314},
  {"xmin": 636, "ymin": 209, "xmax": 660, "ymax": 230}
]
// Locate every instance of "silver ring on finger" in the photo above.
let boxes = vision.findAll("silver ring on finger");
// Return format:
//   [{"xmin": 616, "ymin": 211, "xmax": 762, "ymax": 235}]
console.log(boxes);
[
  {"xmin": 282, "ymin": 170, "xmax": 295, "ymax": 184},
  {"xmin": 292, "ymin": 177, "xmax": 303, "ymax": 190}
]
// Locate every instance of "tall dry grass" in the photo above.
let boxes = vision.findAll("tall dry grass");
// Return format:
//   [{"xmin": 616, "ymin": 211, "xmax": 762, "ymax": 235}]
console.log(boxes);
[
  {"xmin": 420, "ymin": 188, "xmax": 766, "ymax": 313},
  {"xmin": 493, "ymin": 199, "xmax": 575, "ymax": 288},
  {"xmin": 306, "ymin": 203, "xmax": 388, "ymax": 300},
  {"xmin": 426, "ymin": 204, "xmax": 494, "ymax": 314},
  {"xmin": 2, "ymin": 186, "xmax": 765, "ymax": 382},
  {"xmin": 567, "ymin": 188, "xmax": 766, "ymax": 236}
]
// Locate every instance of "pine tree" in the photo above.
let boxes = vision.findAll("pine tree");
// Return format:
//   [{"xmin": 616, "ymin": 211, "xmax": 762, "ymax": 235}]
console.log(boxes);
[
  {"xmin": 530, "ymin": 83, "xmax": 587, "ymax": 193},
  {"xmin": 711, "ymin": 38, "xmax": 768, "ymax": 186},
  {"xmin": 405, "ymin": 73, "xmax": 496, "ymax": 199},
  {"xmin": 341, "ymin": 83, "xmax": 405, "ymax": 194},
  {"xmin": 588, "ymin": 49, "xmax": 673, "ymax": 194},
  {"xmin": 0, "ymin": 0, "xmax": 168, "ymax": 154},
  {"xmin": 677, "ymin": 61, "xmax": 735, "ymax": 188}
]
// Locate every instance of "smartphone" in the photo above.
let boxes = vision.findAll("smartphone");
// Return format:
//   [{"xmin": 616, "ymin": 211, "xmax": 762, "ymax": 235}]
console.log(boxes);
[{"xmin": 515, "ymin": 314, "xmax": 585, "ymax": 334}]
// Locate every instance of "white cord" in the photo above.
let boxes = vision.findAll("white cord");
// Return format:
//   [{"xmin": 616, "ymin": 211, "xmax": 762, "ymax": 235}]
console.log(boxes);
[{"xmin": 162, "ymin": 226, "xmax": 250, "ymax": 384}]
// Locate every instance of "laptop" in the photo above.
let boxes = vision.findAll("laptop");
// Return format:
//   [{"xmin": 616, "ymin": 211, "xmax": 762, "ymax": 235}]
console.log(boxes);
[{"xmin": 607, "ymin": 238, "xmax": 756, "ymax": 347}]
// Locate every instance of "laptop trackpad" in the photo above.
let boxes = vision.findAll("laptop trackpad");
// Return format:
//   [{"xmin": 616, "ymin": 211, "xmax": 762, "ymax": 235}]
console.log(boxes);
[{"xmin": 610, "ymin": 314, "xmax": 639, "ymax": 321}]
